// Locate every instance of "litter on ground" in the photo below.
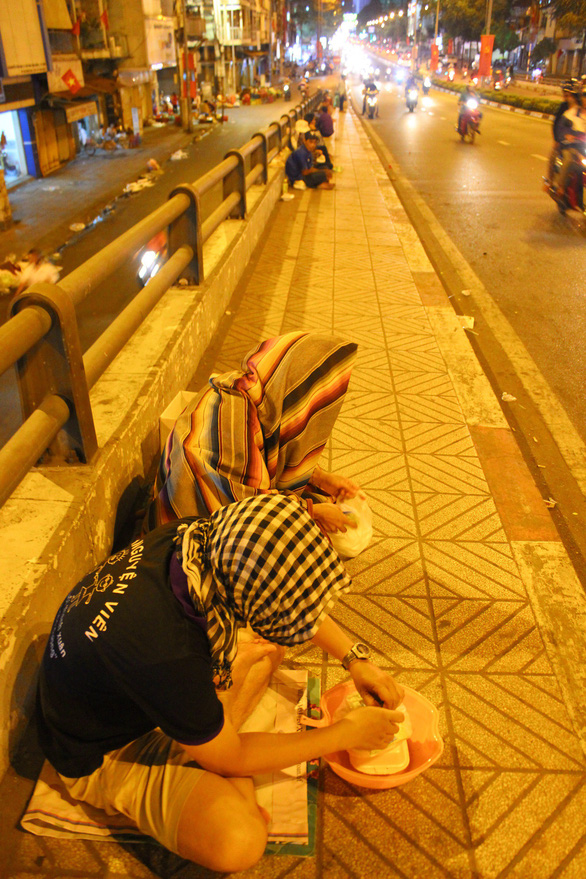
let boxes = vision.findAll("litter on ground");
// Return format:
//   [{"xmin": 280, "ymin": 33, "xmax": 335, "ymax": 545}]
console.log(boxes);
[
  {"xmin": 170, "ymin": 149, "xmax": 188, "ymax": 161},
  {"xmin": 501, "ymin": 392, "xmax": 517, "ymax": 402},
  {"xmin": 124, "ymin": 178, "xmax": 154, "ymax": 194}
]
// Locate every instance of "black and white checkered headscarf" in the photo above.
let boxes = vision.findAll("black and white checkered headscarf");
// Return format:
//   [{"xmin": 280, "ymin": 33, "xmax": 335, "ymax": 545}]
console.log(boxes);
[{"xmin": 178, "ymin": 494, "xmax": 352, "ymax": 688}]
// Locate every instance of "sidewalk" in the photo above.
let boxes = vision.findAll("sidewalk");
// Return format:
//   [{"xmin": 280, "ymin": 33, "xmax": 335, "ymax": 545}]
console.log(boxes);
[
  {"xmin": 0, "ymin": 122, "xmax": 196, "ymax": 262},
  {"xmin": 2, "ymin": 108, "xmax": 586, "ymax": 879}
]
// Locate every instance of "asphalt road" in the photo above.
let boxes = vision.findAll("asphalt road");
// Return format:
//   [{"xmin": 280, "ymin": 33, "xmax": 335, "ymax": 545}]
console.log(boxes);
[{"xmin": 64, "ymin": 101, "xmax": 299, "ymax": 350}]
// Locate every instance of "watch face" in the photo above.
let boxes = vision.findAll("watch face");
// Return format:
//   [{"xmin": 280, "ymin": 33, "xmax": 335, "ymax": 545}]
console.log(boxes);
[{"xmin": 354, "ymin": 642, "xmax": 370, "ymax": 659}]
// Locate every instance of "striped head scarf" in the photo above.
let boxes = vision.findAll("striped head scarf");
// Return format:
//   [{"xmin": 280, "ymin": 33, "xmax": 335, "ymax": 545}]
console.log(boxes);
[
  {"xmin": 177, "ymin": 493, "xmax": 352, "ymax": 688},
  {"xmin": 154, "ymin": 332, "xmax": 357, "ymax": 524}
]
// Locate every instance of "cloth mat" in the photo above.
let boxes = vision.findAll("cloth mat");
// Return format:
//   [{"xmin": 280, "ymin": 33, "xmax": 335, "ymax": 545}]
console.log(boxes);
[{"xmin": 21, "ymin": 668, "xmax": 319, "ymax": 855}]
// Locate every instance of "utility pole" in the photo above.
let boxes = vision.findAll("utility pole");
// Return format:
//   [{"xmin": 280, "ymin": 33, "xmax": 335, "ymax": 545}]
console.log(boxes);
[
  {"xmin": 175, "ymin": 0, "xmax": 192, "ymax": 132},
  {"xmin": 317, "ymin": 0, "xmax": 321, "ymax": 62},
  {"xmin": 485, "ymin": 0, "xmax": 493, "ymax": 36},
  {"xmin": 269, "ymin": 0, "xmax": 273, "ymax": 84}
]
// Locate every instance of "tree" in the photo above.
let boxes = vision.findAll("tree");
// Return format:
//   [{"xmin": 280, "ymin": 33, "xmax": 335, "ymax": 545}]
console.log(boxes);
[
  {"xmin": 439, "ymin": 0, "xmax": 509, "ymax": 42},
  {"xmin": 494, "ymin": 24, "xmax": 521, "ymax": 54},
  {"xmin": 357, "ymin": 0, "xmax": 382, "ymax": 30},
  {"xmin": 531, "ymin": 36, "xmax": 557, "ymax": 66},
  {"xmin": 550, "ymin": 0, "xmax": 586, "ymax": 73}
]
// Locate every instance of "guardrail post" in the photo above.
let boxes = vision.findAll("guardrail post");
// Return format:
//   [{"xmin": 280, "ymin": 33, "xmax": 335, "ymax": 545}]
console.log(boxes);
[
  {"xmin": 285, "ymin": 110, "xmax": 297, "ymax": 150},
  {"xmin": 252, "ymin": 131, "xmax": 269, "ymax": 184},
  {"xmin": 167, "ymin": 184, "xmax": 203, "ymax": 285},
  {"xmin": 9, "ymin": 283, "xmax": 98, "ymax": 464},
  {"xmin": 278, "ymin": 114, "xmax": 290, "ymax": 151},
  {"xmin": 223, "ymin": 149, "xmax": 247, "ymax": 218}
]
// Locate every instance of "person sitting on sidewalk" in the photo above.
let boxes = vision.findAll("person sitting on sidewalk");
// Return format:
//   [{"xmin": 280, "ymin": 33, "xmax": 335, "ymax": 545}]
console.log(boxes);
[
  {"xmin": 304, "ymin": 112, "xmax": 333, "ymax": 169},
  {"xmin": 150, "ymin": 332, "xmax": 358, "ymax": 534},
  {"xmin": 316, "ymin": 103, "xmax": 335, "ymax": 143},
  {"xmin": 36, "ymin": 493, "xmax": 404, "ymax": 872},
  {"xmin": 285, "ymin": 133, "xmax": 334, "ymax": 190}
]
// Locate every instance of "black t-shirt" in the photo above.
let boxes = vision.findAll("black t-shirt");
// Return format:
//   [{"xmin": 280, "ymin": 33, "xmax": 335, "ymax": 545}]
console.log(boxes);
[{"xmin": 37, "ymin": 520, "xmax": 224, "ymax": 778}]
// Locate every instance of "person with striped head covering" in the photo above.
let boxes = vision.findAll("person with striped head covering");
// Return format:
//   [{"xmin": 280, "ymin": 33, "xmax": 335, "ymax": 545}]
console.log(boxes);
[
  {"xmin": 150, "ymin": 332, "xmax": 361, "ymax": 536},
  {"xmin": 37, "ymin": 494, "xmax": 404, "ymax": 871}
]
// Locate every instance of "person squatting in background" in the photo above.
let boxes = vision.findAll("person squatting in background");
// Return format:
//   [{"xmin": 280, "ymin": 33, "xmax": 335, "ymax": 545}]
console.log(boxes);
[
  {"xmin": 284, "ymin": 133, "xmax": 335, "ymax": 189},
  {"xmin": 150, "ymin": 332, "xmax": 357, "ymax": 534}
]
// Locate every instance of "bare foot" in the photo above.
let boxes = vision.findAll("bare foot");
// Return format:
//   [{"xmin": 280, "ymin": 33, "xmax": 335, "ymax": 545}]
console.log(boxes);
[{"xmin": 318, "ymin": 182, "xmax": 335, "ymax": 190}]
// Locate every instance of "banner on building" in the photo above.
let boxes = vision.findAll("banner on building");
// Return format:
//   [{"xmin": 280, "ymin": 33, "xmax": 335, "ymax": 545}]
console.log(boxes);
[
  {"xmin": 478, "ymin": 34, "xmax": 495, "ymax": 76},
  {"xmin": 47, "ymin": 57, "xmax": 84, "ymax": 95},
  {"xmin": 65, "ymin": 100, "xmax": 98, "ymax": 123},
  {"xmin": 430, "ymin": 43, "xmax": 439, "ymax": 72}
]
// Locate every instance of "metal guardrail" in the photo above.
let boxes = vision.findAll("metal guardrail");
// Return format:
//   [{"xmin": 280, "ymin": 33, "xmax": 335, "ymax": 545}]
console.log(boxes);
[{"xmin": 0, "ymin": 92, "xmax": 322, "ymax": 507}]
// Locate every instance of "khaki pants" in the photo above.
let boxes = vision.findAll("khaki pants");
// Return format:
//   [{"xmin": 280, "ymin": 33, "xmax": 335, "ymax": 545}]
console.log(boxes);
[{"xmin": 60, "ymin": 729, "xmax": 207, "ymax": 854}]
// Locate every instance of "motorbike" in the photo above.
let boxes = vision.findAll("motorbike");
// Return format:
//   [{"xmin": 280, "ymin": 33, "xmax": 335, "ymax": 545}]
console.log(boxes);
[
  {"xmin": 422, "ymin": 77, "xmax": 431, "ymax": 96},
  {"xmin": 366, "ymin": 93, "xmax": 378, "ymax": 119},
  {"xmin": 457, "ymin": 98, "xmax": 482, "ymax": 142},
  {"xmin": 545, "ymin": 135, "xmax": 586, "ymax": 219},
  {"xmin": 406, "ymin": 87, "xmax": 418, "ymax": 112},
  {"xmin": 137, "ymin": 231, "xmax": 167, "ymax": 287},
  {"xmin": 283, "ymin": 83, "xmax": 291, "ymax": 101}
]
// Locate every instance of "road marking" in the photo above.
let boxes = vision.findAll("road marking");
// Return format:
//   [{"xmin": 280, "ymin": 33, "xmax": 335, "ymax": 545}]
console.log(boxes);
[
  {"xmin": 497, "ymin": 140, "xmax": 510, "ymax": 146},
  {"xmin": 532, "ymin": 153, "xmax": 548, "ymax": 162}
]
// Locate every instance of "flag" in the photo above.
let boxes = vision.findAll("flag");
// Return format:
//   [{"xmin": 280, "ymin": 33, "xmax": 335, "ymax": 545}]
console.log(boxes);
[
  {"xmin": 71, "ymin": 17, "xmax": 81, "ymax": 37},
  {"xmin": 430, "ymin": 43, "xmax": 439, "ymax": 72},
  {"xmin": 478, "ymin": 34, "xmax": 495, "ymax": 77},
  {"xmin": 62, "ymin": 69, "xmax": 82, "ymax": 95},
  {"xmin": 100, "ymin": 9, "xmax": 109, "ymax": 30}
]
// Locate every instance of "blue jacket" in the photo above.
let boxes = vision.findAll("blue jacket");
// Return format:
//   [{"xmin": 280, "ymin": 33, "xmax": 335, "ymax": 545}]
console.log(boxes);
[{"xmin": 286, "ymin": 143, "xmax": 313, "ymax": 182}]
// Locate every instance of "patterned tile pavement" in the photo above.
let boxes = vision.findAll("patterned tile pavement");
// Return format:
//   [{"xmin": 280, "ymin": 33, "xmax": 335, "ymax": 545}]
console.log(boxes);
[{"xmin": 2, "ymin": 109, "xmax": 585, "ymax": 879}]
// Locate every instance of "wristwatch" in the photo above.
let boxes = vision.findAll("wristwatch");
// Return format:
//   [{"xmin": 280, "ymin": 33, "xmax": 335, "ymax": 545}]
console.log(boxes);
[{"xmin": 341, "ymin": 642, "xmax": 371, "ymax": 670}]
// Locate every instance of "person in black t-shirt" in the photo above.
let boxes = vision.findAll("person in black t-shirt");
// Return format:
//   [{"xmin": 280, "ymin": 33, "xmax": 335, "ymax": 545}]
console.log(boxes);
[{"xmin": 37, "ymin": 493, "xmax": 404, "ymax": 872}]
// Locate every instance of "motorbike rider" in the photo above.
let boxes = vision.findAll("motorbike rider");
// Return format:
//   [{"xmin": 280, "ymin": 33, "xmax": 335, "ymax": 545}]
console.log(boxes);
[
  {"xmin": 362, "ymin": 79, "xmax": 380, "ymax": 116},
  {"xmin": 553, "ymin": 82, "xmax": 585, "ymax": 199},
  {"xmin": 404, "ymin": 73, "xmax": 418, "ymax": 98},
  {"xmin": 457, "ymin": 83, "xmax": 481, "ymax": 133},
  {"xmin": 545, "ymin": 80, "xmax": 579, "ymax": 188}
]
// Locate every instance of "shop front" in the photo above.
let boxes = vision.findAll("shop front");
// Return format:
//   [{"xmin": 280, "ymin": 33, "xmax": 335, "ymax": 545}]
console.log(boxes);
[{"xmin": 0, "ymin": 109, "xmax": 28, "ymax": 186}]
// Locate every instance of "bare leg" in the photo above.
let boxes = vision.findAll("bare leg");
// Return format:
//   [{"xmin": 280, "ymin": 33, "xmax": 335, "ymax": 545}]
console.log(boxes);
[
  {"xmin": 176, "ymin": 772, "xmax": 268, "ymax": 870},
  {"xmin": 176, "ymin": 641, "xmax": 284, "ymax": 869},
  {"xmin": 219, "ymin": 639, "xmax": 285, "ymax": 730}
]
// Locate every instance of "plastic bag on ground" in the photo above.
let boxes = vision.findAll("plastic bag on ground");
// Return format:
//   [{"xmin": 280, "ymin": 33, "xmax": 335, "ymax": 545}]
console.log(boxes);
[{"xmin": 328, "ymin": 494, "xmax": 373, "ymax": 559}]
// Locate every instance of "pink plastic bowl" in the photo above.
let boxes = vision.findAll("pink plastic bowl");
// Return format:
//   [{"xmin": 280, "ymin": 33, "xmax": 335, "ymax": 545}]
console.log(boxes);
[{"xmin": 306, "ymin": 680, "xmax": 444, "ymax": 789}]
